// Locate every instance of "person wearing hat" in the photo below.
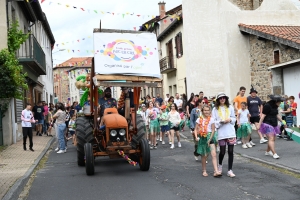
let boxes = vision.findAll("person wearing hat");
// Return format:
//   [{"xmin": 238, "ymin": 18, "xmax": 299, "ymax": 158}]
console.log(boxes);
[
  {"xmin": 212, "ymin": 92, "xmax": 236, "ymax": 177},
  {"xmin": 257, "ymin": 95, "xmax": 286, "ymax": 159},
  {"xmin": 98, "ymin": 87, "xmax": 117, "ymax": 117},
  {"xmin": 247, "ymin": 87, "xmax": 268, "ymax": 144}
]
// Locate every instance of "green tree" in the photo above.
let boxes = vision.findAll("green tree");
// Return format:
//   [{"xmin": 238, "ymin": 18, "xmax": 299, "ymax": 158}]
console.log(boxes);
[{"xmin": 0, "ymin": 21, "xmax": 29, "ymax": 116}]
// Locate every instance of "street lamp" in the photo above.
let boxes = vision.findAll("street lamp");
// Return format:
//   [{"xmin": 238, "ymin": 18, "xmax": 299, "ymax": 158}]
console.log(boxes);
[{"xmin": 52, "ymin": 49, "xmax": 66, "ymax": 54}]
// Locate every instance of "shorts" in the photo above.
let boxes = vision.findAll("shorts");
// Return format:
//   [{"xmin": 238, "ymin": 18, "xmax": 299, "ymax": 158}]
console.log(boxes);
[
  {"xmin": 69, "ymin": 130, "xmax": 75, "ymax": 135},
  {"xmin": 170, "ymin": 126, "xmax": 180, "ymax": 131},
  {"xmin": 250, "ymin": 116, "xmax": 260, "ymax": 124},
  {"xmin": 161, "ymin": 125, "xmax": 170, "ymax": 132},
  {"xmin": 38, "ymin": 119, "xmax": 44, "ymax": 124},
  {"xmin": 218, "ymin": 137, "xmax": 236, "ymax": 146}
]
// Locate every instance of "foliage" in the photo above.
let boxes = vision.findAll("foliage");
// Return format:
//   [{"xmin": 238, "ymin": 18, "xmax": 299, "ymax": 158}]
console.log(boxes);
[{"xmin": 0, "ymin": 21, "xmax": 29, "ymax": 116}]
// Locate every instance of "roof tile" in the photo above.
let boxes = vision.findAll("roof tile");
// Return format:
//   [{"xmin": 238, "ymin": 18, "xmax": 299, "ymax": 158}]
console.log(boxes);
[{"xmin": 239, "ymin": 24, "xmax": 300, "ymax": 44}]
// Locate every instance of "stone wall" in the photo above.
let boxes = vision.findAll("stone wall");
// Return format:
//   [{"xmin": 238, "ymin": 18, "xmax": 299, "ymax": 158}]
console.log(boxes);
[
  {"xmin": 228, "ymin": 0, "xmax": 264, "ymax": 10},
  {"xmin": 249, "ymin": 35, "xmax": 300, "ymax": 100}
]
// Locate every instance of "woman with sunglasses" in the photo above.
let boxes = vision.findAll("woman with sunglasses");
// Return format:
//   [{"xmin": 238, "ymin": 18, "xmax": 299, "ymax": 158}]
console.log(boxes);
[
  {"xmin": 147, "ymin": 101, "xmax": 160, "ymax": 149},
  {"xmin": 212, "ymin": 92, "xmax": 236, "ymax": 177},
  {"xmin": 168, "ymin": 103, "xmax": 181, "ymax": 149}
]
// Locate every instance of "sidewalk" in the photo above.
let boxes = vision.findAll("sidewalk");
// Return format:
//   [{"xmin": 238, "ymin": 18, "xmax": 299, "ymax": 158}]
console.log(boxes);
[
  {"xmin": 0, "ymin": 133, "xmax": 54, "ymax": 200},
  {"xmin": 233, "ymin": 130, "xmax": 300, "ymax": 174}
]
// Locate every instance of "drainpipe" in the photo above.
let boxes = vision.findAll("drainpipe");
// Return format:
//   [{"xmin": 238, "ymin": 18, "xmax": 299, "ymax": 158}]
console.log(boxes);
[{"xmin": 11, "ymin": 98, "xmax": 16, "ymax": 144}]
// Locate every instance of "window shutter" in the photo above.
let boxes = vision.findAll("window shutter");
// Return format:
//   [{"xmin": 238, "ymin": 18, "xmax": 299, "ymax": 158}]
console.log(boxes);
[{"xmin": 179, "ymin": 32, "xmax": 183, "ymax": 56}]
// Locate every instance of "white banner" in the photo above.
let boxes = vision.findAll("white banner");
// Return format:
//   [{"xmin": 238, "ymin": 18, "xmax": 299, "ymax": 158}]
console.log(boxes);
[{"xmin": 94, "ymin": 32, "xmax": 161, "ymax": 78}]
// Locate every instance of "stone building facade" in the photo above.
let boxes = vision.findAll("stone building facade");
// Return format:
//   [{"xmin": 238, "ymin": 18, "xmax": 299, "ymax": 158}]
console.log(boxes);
[
  {"xmin": 249, "ymin": 35, "xmax": 300, "ymax": 100},
  {"xmin": 53, "ymin": 65, "xmax": 71, "ymax": 105}
]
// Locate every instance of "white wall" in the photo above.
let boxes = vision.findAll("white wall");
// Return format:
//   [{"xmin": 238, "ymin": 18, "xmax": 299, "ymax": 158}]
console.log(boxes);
[
  {"xmin": 160, "ymin": 23, "xmax": 186, "ymax": 96},
  {"xmin": 0, "ymin": 0, "xmax": 7, "ymax": 50},
  {"xmin": 182, "ymin": 0, "xmax": 300, "ymax": 100}
]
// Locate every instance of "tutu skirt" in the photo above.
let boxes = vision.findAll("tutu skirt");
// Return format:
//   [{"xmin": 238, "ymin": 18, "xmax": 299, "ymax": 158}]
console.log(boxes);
[
  {"xmin": 149, "ymin": 119, "xmax": 160, "ymax": 133},
  {"xmin": 237, "ymin": 123, "xmax": 252, "ymax": 138},
  {"xmin": 196, "ymin": 132, "xmax": 217, "ymax": 156},
  {"xmin": 259, "ymin": 123, "xmax": 280, "ymax": 136}
]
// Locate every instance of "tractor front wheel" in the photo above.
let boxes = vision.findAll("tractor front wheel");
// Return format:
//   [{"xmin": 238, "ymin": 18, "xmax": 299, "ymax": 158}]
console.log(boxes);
[
  {"xmin": 84, "ymin": 143, "xmax": 95, "ymax": 175},
  {"xmin": 138, "ymin": 138, "xmax": 150, "ymax": 171}
]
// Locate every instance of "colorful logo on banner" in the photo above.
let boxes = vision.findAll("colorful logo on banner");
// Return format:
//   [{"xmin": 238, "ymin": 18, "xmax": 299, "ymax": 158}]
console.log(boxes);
[{"xmin": 100, "ymin": 40, "xmax": 153, "ymax": 62}]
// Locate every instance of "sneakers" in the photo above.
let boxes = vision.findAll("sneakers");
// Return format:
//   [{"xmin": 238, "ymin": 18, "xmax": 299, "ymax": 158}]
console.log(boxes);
[
  {"xmin": 277, "ymin": 134, "xmax": 283, "ymax": 139},
  {"xmin": 169, "ymin": 141, "xmax": 172, "ymax": 145},
  {"xmin": 283, "ymin": 135, "xmax": 288, "ymax": 140},
  {"xmin": 242, "ymin": 144, "xmax": 248, "ymax": 149},
  {"xmin": 64, "ymin": 149, "xmax": 67, "ymax": 153},
  {"xmin": 218, "ymin": 165, "xmax": 222, "ymax": 174},
  {"xmin": 237, "ymin": 140, "xmax": 242, "ymax": 145},
  {"xmin": 227, "ymin": 170, "xmax": 236, "ymax": 178},
  {"xmin": 246, "ymin": 143, "xmax": 252, "ymax": 148},
  {"xmin": 178, "ymin": 142, "xmax": 182, "ymax": 148},
  {"xmin": 260, "ymin": 138, "xmax": 268, "ymax": 144},
  {"xmin": 153, "ymin": 146, "xmax": 157, "ymax": 149},
  {"xmin": 54, "ymin": 147, "xmax": 59, "ymax": 151},
  {"xmin": 194, "ymin": 156, "xmax": 198, "ymax": 161},
  {"xmin": 273, "ymin": 153, "xmax": 280, "ymax": 159},
  {"xmin": 57, "ymin": 150, "xmax": 65, "ymax": 154},
  {"xmin": 150, "ymin": 145, "xmax": 153, "ymax": 150},
  {"xmin": 162, "ymin": 141, "xmax": 165, "ymax": 145},
  {"xmin": 250, "ymin": 141, "xmax": 256, "ymax": 146},
  {"xmin": 265, "ymin": 151, "xmax": 273, "ymax": 156},
  {"xmin": 170, "ymin": 144, "xmax": 174, "ymax": 149},
  {"xmin": 159, "ymin": 137, "xmax": 162, "ymax": 142}
]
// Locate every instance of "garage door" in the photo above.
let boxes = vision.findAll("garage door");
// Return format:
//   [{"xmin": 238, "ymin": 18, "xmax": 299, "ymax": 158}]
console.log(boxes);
[{"xmin": 283, "ymin": 66, "xmax": 300, "ymax": 126}]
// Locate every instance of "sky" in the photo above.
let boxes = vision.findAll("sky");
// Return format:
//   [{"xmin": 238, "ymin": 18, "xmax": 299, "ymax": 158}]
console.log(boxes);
[{"xmin": 40, "ymin": 0, "xmax": 182, "ymax": 66}]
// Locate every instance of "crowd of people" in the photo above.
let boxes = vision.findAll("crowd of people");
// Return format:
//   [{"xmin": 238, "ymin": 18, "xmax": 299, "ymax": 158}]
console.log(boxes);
[{"xmin": 21, "ymin": 86, "xmax": 298, "ymax": 177}]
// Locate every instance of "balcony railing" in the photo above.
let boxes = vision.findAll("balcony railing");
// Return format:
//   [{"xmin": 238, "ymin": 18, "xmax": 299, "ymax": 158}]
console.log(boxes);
[
  {"xmin": 17, "ymin": 34, "xmax": 46, "ymax": 75},
  {"xmin": 159, "ymin": 56, "xmax": 176, "ymax": 74}
]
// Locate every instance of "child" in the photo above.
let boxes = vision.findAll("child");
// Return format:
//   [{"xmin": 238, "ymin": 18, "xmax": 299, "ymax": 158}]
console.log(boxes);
[
  {"xmin": 68, "ymin": 115, "xmax": 77, "ymax": 145},
  {"xmin": 237, "ymin": 102, "xmax": 252, "ymax": 149},
  {"xmin": 159, "ymin": 105, "xmax": 169, "ymax": 144},
  {"xmin": 194, "ymin": 105, "xmax": 221, "ymax": 177},
  {"xmin": 21, "ymin": 103, "xmax": 37, "ymax": 151},
  {"xmin": 140, "ymin": 104, "xmax": 149, "ymax": 140},
  {"xmin": 46, "ymin": 108, "xmax": 54, "ymax": 136},
  {"xmin": 178, "ymin": 108, "xmax": 186, "ymax": 131},
  {"xmin": 289, "ymin": 96, "xmax": 297, "ymax": 127}
]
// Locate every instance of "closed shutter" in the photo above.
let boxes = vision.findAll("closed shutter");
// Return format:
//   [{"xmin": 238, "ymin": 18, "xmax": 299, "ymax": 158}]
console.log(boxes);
[
  {"xmin": 175, "ymin": 32, "xmax": 183, "ymax": 58},
  {"xmin": 15, "ymin": 98, "xmax": 23, "ymax": 123}
]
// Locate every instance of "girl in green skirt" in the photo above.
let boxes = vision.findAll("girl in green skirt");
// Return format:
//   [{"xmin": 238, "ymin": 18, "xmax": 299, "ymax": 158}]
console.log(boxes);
[{"xmin": 194, "ymin": 105, "xmax": 221, "ymax": 177}]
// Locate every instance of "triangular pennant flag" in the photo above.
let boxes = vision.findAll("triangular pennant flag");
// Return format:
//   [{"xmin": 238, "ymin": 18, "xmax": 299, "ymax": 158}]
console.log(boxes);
[
  {"xmin": 81, "ymin": 8, "xmax": 85, "ymax": 11},
  {"xmin": 72, "ymin": 50, "xmax": 74, "ymax": 53},
  {"xmin": 66, "ymin": 5, "xmax": 69, "ymax": 7},
  {"xmin": 177, "ymin": 16, "xmax": 180, "ymax": 20},
  {"xmin": 137, "ymin": 15, "xmax": 140, "ymax": 17},
  {"xmin": 41, "ymin": 0, "xmax": 45, "ymax": 3},
  {"xmin": 145, "ymin": 24, "xmax": 148, "ymax": 29},
  {"xmin": 133, "ymin": 27, "xmax": 136, "ymax": 30},
  {"xmin": 122, "ymin": 14, "xmax": 125, "ymax": 18},
  {"xmin": 152, "ymin": 23, "xmax": 154, "ymax": 27},
  {"xmin": 73, "ymin": 6, "xmax": 77, "ymax": 9},
  {"xmin": 77, "ymin": 40, "xmax": 79, "ymax": 42},
  {"xmin": 94, "ymin": 10, "xmax": 97, "ymax": 13}
]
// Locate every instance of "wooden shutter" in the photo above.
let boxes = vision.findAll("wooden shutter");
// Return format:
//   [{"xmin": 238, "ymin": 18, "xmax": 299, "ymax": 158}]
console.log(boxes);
[{"xmin": 175, "ymin": 32, "xmax": 183, "ymax": 58}]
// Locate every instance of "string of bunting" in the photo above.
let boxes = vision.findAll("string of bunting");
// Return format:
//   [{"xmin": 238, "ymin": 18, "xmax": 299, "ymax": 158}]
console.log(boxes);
[
  {"xmin": 117, "ymin": 150, "xmax": 138, "ymax": 166},
  {"xmin": 40, "ymin": 0, "xmax": 181, "ymax": 23}
]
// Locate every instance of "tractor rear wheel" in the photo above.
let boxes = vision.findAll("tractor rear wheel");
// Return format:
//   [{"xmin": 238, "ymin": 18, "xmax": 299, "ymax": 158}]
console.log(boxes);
[
  {"xmin": 76, "ymin": 116, "xmax": 94, "ymax": 166},
  {"xmin": 138, "ymin": 138, "xmax": 150, "ymax": 171},
  {"xmin": 84, "ymin": 143, "xmax": 95, "ymax": 175}
]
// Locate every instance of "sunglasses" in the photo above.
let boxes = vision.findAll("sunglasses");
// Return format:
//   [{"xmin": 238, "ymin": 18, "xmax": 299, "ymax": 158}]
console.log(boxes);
[{"xmin": 219, "ymin": 97, "xmax": 227, "ymax": 100}]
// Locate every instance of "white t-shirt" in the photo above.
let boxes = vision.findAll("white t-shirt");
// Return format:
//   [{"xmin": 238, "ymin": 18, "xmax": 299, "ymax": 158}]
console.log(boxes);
[
  {"xmin": 238, "ymin": 109, "xmax": 249, "ymax": 124},
  {"xmin": 21, "ymin": 109, "xmax": 34, "ymax": 127},
  {"xmin": 174, "ymin": 98, "xmax": 183, "ymax": 108},
  {"xmin": 196, "ymin": 117, "xmax": 214, "ymax": 132}
]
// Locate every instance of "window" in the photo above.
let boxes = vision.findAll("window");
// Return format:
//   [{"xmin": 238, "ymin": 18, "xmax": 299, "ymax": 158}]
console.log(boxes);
[
  {"xmin": 175, "ymin": 32, "xmax": 183, "ymax": 58},
  {"xmin": 11, "ymin": 6, "xmax": 16, "ymax": 22},
  {"xmin": 274, "ymin": 50, "xmax": 280, "ymax": 64}
]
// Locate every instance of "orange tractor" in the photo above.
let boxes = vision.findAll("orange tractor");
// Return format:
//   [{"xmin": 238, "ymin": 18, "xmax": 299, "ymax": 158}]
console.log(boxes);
[{"xmin": 76, "ymin": 28, "xmax": 161, "ymax": 175}]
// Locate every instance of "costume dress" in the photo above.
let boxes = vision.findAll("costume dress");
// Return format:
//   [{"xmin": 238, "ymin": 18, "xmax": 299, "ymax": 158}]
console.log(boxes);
[{"xmin": 236, "ymin": 109, "xmax": 252, "ymax": 138}]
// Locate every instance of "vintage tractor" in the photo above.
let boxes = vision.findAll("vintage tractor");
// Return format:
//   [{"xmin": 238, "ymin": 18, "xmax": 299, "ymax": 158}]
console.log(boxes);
[{"xmin": 75, "ymin": 28, "xmax": 161, "ymax": 175}]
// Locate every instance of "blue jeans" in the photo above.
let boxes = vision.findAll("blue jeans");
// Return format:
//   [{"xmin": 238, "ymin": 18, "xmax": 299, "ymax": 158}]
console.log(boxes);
[
  {"xmin": 57, "ymin": 123, "xmax": 66, "ymax": 150},
  {"xmin": 293, "ymin": 116, "xmax": 297, "ymax": 127}
]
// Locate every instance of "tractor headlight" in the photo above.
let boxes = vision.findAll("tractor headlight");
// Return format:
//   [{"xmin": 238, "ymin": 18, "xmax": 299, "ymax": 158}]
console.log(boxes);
[
  {"xmin": 119, "ymin": 129, "xmax": 126, "ymax": 136},
  {"xmin": 110, "ymin": 130, "xmax": 117, "ymax": 137}
]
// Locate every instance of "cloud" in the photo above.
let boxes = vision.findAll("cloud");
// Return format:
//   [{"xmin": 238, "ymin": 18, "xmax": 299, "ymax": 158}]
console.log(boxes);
[{"xmin": 41, "ymin": 0, "xmax": 182, "ymax": 66}]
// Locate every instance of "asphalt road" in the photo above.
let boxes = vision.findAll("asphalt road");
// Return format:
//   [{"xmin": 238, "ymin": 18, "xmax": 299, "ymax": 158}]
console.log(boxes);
[{"xmin": 26, "ymin": 132, "xmax": 300, "ymax": 200}]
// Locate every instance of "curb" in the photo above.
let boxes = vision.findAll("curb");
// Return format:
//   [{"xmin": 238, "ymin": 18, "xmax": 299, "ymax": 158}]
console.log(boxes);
[
  {"xmin": 237, "ymin": 153, "xmax": 300, "ymax": 175},
  {"xmin": 2, "ymin": 137, "xmax": 55, "ymax": 200}
]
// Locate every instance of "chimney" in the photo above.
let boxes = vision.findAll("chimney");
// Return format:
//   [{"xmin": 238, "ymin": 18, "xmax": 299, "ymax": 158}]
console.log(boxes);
[{"xmin": 158, "ymin": 1, "xmax": 166, "ymax": 19}]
